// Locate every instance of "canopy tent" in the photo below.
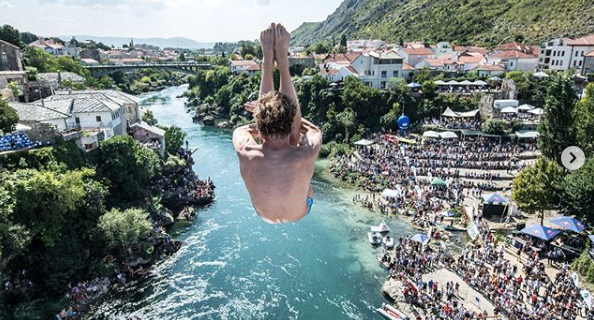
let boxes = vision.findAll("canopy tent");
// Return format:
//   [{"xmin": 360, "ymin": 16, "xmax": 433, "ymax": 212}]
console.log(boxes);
[
  {"xmin": 439, "ymin": 131, "xmax": 458, "ymax": 139},
  {"xmin": 521, "ymin": 224, "xmax": 561, "ymax": 241},
  {"xmin": 441, "ymin": 107, "xmax": 460, "ymax": 118},
  {"xmin": 423, "ymin": 131, "xmax": 441, "ymax": 139},
  {"xmin": 407, "ymin": 82, "xmax": 422, "ymax": 88},
  {"xmin": 550, "ymin": 216, "xmax": 586, "ymax": 233},
  {"xmin": 446, "ymin": 80, "xmax": 460, "ymax": 85},
  {"xmin": 482, "ymin": 193, "xmax": 507, "ymax": 204},
  {"xmin": 15, "ymin": 123, "xmax": 32, "ymax": 132},
  {"xmin": 431, "ymin": 178, "xmax": 447, "ymax": 186},
  {"xmin": 473, "ymin": 80, "xmax": 488, "ymax": 86},
  {"xmin": 440, "ymin": 210, "xmax": 455, "ymax": 217},
  {"xmin": 533, "ymin": 71, "xmax": 550, "ymax": 79},
  {"xmin": 411, "ymin": 234, "xmax": 430, "ymax": 244},
  {"xmin": 489, "ymin": 76, "xmax": 502, "ymax": 81},
  {"xmin": 370, "ymin": 220, "xmax": 391, "ymax": 233},
  {"xmin": 382, "ymin": 189, "xmax": 400, "ymax": 199},
  {"xmin": 441, "ymin": 107, "xmax": 480, "ymax": 118},
  {"xmin": 434, "ymin": 80, "xmax": 447, "ymax": 85},
  {"xmin": 515, "ymin": 131, "xmax": 539, "ymax": 139},
  {"xmin": 354, "ymin": 139, "xmax": 375, "ymax": 146},
  {"xmin": 460, "ymin": 80, "xmax": 473, "ymax": 85},
  {"xmin": 517, "ymin": 104, "xmax": 535, "ymax": 111},
  {"xmin": 501, "ymin": 107, "xmax": 518, "ymax": 113},
  {"xmin": 528, "ymin": 108, "xmax": 545, "ymax": 115}
]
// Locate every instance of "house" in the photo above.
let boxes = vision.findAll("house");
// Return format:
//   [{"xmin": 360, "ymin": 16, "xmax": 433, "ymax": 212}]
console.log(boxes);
[
  {"xmin": 53, "ymin": 90, "xmax": 142, "ymax": 125},
  {"xmin": 8, "ymin": 101, "xmax": 73, "ymax": 131},
  {"xmin": 347, "ymin": 40, "xmax": 386, "ymax": 52},
  {"xmin": 0, "ymin": 39, "xmax": 24, "ymax": 71},
  {"xmin": 245, "ymin": 63, "xmax": 262, "ymax": 76},
  {"xmin": 129, "ymin": 122, "xmax": 166, "ymax": 155},
  {"xmin": 29, "ymin": 38, "xmax": 68, "ymax": 57},
  {"xmin": 345, "ymin": 50, "xmax": 404, "ymax": 89},
  {"xmin": 538, "ymin": 34, "xmax": 594, "ymax": 71},
  {"xmin": 0, "ymin": 71, "xmax": 28, "ymax": 100},
  {"xmin": 397, "ymin": 47, "xmax": 435, "ymax": 67},
  {"xmin": 486, "ymin": 51, "xmax": 538, "ymax": 72},
  {"xmin": 453, "ymin": 45, "xmax": 489, "ymax": 55},
  {"xmin": 288, "ymin": 54, "xmax": 315, "ymax": 69},
  {"xmin": 495, "ymin": 42, "xmax": 537, "ymax": 55},
  {"xmin": 415, "ymin": 52, "xmax": 484, "ymax": 73},
  {"xmin": 38, "ymin": 72, "xmax": 86, "ymax": 89},
  {"xmin": 320, "ymin": 53, "xmax": 361, "ymax": 69},
  {"xmin": 583, "ymin": 50, "xmax": 594, "ymax": 75},
  {"xmin": 474, "ymin": 64, "xmax": 505, "ymax": 77},
  {"xmin": 230, "ymin": 60, "xmax": 259, "ymax": 74},
  {"xmin": 79, "ymin": 49, "xmax": 102, "ymax": 62},
  {"xmin": 402, "ymin": 63, "xmax": 416, "ymax": 80},
  {"xmin": 434, "ymin": 42, "xmax": 454, "ymax": 58}
]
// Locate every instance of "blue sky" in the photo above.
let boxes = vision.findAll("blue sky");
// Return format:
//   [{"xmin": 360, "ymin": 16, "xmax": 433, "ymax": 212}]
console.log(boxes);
[{"xmin": 0, "ymin": 0, "xmax": 343, "ymax": 42}]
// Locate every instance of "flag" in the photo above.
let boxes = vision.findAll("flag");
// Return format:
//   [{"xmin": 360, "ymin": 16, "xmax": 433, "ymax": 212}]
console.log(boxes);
[{"xmin": 581, "ymin": 290, "xmax": 592, "ymax": 308}]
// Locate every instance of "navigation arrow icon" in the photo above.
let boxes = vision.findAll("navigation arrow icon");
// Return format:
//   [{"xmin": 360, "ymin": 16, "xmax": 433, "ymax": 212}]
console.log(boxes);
[{"xmin": 570, "ymin": 152, "xmax": 577, "ymax": 164}]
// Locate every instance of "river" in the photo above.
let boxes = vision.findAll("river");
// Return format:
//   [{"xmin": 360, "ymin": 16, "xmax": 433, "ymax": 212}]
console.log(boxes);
[{"xmin": 88, "ymin": 85, "xmax": 417, "ymax": 320}]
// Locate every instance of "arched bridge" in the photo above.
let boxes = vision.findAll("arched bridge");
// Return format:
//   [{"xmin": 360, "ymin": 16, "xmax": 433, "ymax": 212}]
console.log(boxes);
[{"xmin": 83, "ymin": 62, "xmax": 211, "ymax": 77}]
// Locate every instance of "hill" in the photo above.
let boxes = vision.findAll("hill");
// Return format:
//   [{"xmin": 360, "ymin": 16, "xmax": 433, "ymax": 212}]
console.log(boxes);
[
  {"xmin": 292, "ymin": 0, "xmax": 594, "ymax": 46},
  {"xmin": 57, "ymin": 35, "xmax": 214, "ymax": 49}
]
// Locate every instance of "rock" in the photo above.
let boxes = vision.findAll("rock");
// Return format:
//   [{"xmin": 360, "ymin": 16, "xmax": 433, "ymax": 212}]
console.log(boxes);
[
  {"xmin": 382, "ymin": 279, "xmax": 406, "ymax": 303},
  {"xmin": 217, "ymin": 121, "xmax": 231, "ymax": 129},
  {"xmin": 160, "ymin": 210, "xmax": 175, "ymax": 227},
  {"xmin": 203, "ymin": 116, "xmax": 215, "ymax": 126},
  {"xmin": 193, "ymin": 113, "xmax": 206, "ymax": 122}
]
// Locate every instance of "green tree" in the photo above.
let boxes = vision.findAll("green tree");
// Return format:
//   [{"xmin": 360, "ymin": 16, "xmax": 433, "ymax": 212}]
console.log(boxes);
[
  {"xmin": 0, "ymin": 99, "xmax": 19, "ymax": 133},
  {"xmin": 19, "ymin": 31, "xmax": 38, "ymax": 45},
  {"xmin": 0, "ymin": 24, "xmax": 22, "ymax": 47},
  {"xmin": 95, "ymin": 135, "xmax": 162, "ymax": 205},
  {"xmin": 340, "ymin": 34, "xmax": 347, "ymax": 47},
  {"xmin": 575, "ymin": 84, "xmax": 594, "ymax": 157},
  {"xmin": 512, "ymin": 158, "xmax": 565, "ymax": 224},
  {"xmin": 162, "ymin": 125, "xmax": 187, "ymax": 154},
  {"xmin": 336, "ymin": 108, "xmax": 356, "ymax": 142},
  {"xmin": 563, "ymin": 157, "xmax": 594, "ymax": 224},
  {"xmin": 98, "ymin": 208, "xmax": 152, "ymax": 250},
  {"xmin": 537, "ymin": 74, "xmax": 577, "ymax": 163}
]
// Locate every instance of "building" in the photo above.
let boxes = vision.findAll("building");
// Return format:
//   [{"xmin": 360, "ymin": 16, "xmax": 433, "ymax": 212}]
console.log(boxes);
[
  {"xmin": 37, "ymin": 72, "xmax": 86, "ymax": 92},
  {"xmin": 53, "ymin": 90, "xmax": 142, "ymax": 125},
  {"xmin": 474, "ymin": 65, "xmax": 505, "ymax": 77},
  {"xmin": 129, "ymin": 122, "xmax": 166, "ymax": 155},
  {"xmin": 9, "ymin": 101, "xmax": 73, "ymax": 131},
  {"xmin": 288, "ymin": 54, "xmax": 315, "ymax": 69},
  {"xmin": 487, "ymin": 51, "xmax": 538, "ymax": 72},
  {"xmin": 347, "ymin": 40, "xmax": 386, "ymax": 52},
  {"xmin": 0, "ymin": 39, "xmax": 24, "ymax": 71},
  {"xmin": 0, "ymin": 39, "xmax": 27, "ymax": 100},
  {"xmin": 320, "ymin": 53, "xmax": 361, "ymax": 70},
  {"xmin": 583, "ymin": 50, "xmax": 594, "ymax": 75},
  {"xmin": 230, "ymin": 60, "xmax": 259, "ymax": 74},
  {"xmin": 29, "ymin": 38, "xmax": 68, "ymax": 57},
  {"xmin": 79, "ymin": 49, "xmax": 102, "ymax": 62},
  {"xmin": 397, "ymin": 47, "xmax": 435, "ymax": 67},
  {"xmin": 538, "ymin": 34, "xmax": 594, "ymax": 71},
  {"xmin": 415, "ymin": 52, "xmax": 484, "ymax": 73},
  {"xmin": 434, "ymin": 42, "xmax": 454, "ymax": 58}
]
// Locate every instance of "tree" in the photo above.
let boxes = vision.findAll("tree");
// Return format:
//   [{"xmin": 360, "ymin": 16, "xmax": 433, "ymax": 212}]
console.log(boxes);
[
  {"xmin": 512, "ymin": 158, "xmax": 565, "ymax": 224},
  {"xmin": 0, "ymin": 99, "xmax": 19, "ymax": 133},
  {"xmin": 336, "ymin": 108, "xmax": 356, "ymax": 142},
  {"xmin": 19, "ymin": 31, "xmax": 38, "ymax": 45},
  {"xmin": 179, "ymin": 53, "xmax": 186, "ymax": 62},
  {"xmin": 340, "ymin": 34, "xmax": 347, "ymax": 48},
  {"xmin": 161, "ymin": 125, "xmax": 187, "ymax": 154},
  {"xmin": 563, "ymin": 157, "xmax": 594, "ymax": 224},
  {"xmin": 98, "ymin": 208, "xmax": 151, "ymax": 250},
  {"xmin": 537, "ymin": 74, "xmax": 577, "ymax": 163},
  {"xmin": 95, "ymin": 135, "xmax": 162, "ymax": 205},
  {"xmin": 0, "ymin": 24, "xmax": 22, "ymax": 47},
  {"xmin": 575, "ymin": 84, "xmax": 594, "ymax": 157}
]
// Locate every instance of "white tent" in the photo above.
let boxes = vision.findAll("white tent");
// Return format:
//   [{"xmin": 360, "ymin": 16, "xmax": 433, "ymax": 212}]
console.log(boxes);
[
  {"xmin": 382, "ymin": 189, "xmax": 400, "ymax": 199},
  {"xmin": 460, "ymin": 80, "xmax": 473, "ymax": 85},
  {"xmin": 434, "ymin": 80, "xmax": 447, "ymax": 85},
  {"xmin": 15, "ymin": 123, "xmax": 32, "ymax": 132},
  {"xmin": 501, "ymin": 107, "xmax": 518, "ymax": 113},
  {"xmin": 423, "ymin": 131, "xmax": 441, "ymax": 139},
  {"xmin": 439, "ymin": 131, "xmax": 458, "ymax": 139},
  {"xmin": 516, "ymin": 131, "xmax": 539, "ymax": 139},
  {"xmin": 489, "ymin": 76, "xmax": 502, "ymax": 81},
  {"xmin": 446, "ymin": 80, "xmax": 459, "ymax": 85},
  {"xmin": 528, "ymin": 108, "xmax": 545, "ymax": 115},
  {"xmin": 533, "ymin": 71, "xmax": 550, "ymax": 78},
  {"xmin": 370, "ymin": 220, "xmax": 391, "ymax": 233},
  {"xmin": 517, "ymin": 104, "xmax": 535, "ymax": 111},
  {"xmin": 473, "ymin": 80, "xmax": 488, "ymax": 86},
  {"xmin": 354, "ymin": 139, "xmax": 374, "ymax": 146}
]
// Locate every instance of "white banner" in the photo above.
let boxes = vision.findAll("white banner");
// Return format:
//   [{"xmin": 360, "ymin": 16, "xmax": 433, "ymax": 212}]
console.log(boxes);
[
  {"xmin": 572, "ymin": 272, "xmax": 580, "ymax": 288},
  {"xmin": 581, "ymin": 290, "xmax": 592, "ymax": 309}
]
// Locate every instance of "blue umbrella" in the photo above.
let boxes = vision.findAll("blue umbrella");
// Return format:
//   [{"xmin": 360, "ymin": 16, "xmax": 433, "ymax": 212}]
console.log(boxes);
[
  {"xmin": 550, "ymin": 216, "xmax": 586, "ymax": 233},
  {"xmin": 411, "ymin": 234, "xmax": 429, "ymax": 244},
  {"xmin": 521, "ymin": 224, "xmax": 561, "ymax": 241},
  {"xmin": 588, "ymin": 235, "xmax": 594, "ymax": 243},
  {"xmin": 482, "ymin": 193, "xmax": 507, "ymax": 204}
]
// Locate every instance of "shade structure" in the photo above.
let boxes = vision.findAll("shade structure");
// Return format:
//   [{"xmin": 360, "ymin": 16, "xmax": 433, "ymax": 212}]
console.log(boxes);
[
  {"xmin": 473, "ymin": 80, "xmax": 488, "ymax": 86},
  {"xmin": 482, "ymin": 193, "xmax": 507, "ymax": 204},
  {"xmin": 423, "ymin": 131, "xmax": 441, "ymax": 139},
  {"xmin": 15, "ymin": 123, "xmax": 32, "ymax": 132},
  {"xmin": 521, "ymin": 224, "xmax": 561, "ymax": 241},
  {"xmin": 407, "ymin": 82, "xmax": 422, "ymax": 88},
  {"xmin": 550, "ymin": 216, "xmax": 586, "ymax": 233},
  {"xmin": 431, "ymin": 178, "xmax": 447, "ymax": 186},
  {"xmin": 528, "ymin": 108, "xmax": 545, "ymax": 115},
  {"xmin": 434, "ymin": 80, "xmax": 447, "ymax": 85},
  {"xmin": 533, "ymin": 71, "xmax": 550, "ymax": 78},
  {"xmin": 382, "ymin": 189, "xmax": 400, "ymax": 199},
  {"xmin": 460, "ymin": 80, "xmax": 473, "ymax": 85},
  {"xmin": 370, "ymin": 220, "xmax": 391, "ymax": 233},
  {"xmin": 446, "ymin": 80, "xmax": 459, "ymax": 85},
  {"xmin": 439, "ymin": 131, "xmax": 458, "ymax": 139},
  {"xmin": 354, "ymin": 139, "xmax": 374, "ymax": 146},
  {"xmin": 411, "ymin": 234, "xmax": 430, "ymax": 244},
  {"xmin": 517, "ymin": 104, "xmax": 535, "ymax": 111},
  {"xmin": 515, "ymin": 131, "xmax": 539, "ymax": 139},
  {"xmin": 440, "ymin": 210, "xmax": 455, "ymax": 217},
  {"xmin": 589, "ymin": 235, "xmax": 594, "ymax": 243},
  {"xmin": 501, "ymin": 107, "xmax": 518, "ymax": 113},
  {"xmin": 489, "ymin": 76, "xmax": 502, "ymax": 81}
]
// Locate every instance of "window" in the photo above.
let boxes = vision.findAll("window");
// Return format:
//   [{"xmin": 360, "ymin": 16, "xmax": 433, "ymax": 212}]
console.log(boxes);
[
  {"xmin": 381, "ymin": 71, "xmax": 387, "ymax": 78},
  {"xmin": 562, "ymin": 51, "xmax": 565, "ymax": 56},
  {"xmin": 393, "ymin": 70, "xmax": 399, "ymax": 77},
  {"xmin": 576, "ymin": 51, "xmax": 579, "ymax": 57},
  {"xmin": 75, "ymin": 117, "xmax": 80, "ymax": 124},
  {"xmin": 381, "ymin": 81, "xmax": 386, "ymax": 88},
  {"xmin": 96, "ymin": 116, "xmax": 102, "ymax": 122}
]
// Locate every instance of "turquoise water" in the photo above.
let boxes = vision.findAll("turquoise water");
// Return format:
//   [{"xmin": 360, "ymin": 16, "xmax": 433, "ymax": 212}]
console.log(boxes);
[{"xmin": 88, "ymin": 85, "xmax": 417, "ymax": 320}]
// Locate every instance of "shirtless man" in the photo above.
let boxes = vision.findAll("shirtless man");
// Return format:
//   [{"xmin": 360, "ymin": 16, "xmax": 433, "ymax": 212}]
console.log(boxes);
[{"xmin": 233, "ymin": 23, "xmax": 322, "ymax": 224}]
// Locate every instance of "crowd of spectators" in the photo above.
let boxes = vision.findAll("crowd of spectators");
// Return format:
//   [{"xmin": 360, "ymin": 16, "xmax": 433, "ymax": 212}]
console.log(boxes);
[{"xmin": 422, "ymin": 117, "xmax": 482, "ymax": 130}]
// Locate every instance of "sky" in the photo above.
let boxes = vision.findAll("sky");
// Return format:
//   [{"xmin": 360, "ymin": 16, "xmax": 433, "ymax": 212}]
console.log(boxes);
[{"xmin": 0, "ymin": 0, "xmax": 343, "ymax": 42}]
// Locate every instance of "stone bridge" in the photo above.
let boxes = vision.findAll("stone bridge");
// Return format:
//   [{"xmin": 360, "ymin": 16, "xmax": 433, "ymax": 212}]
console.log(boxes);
[{"xmin": 83, "ymin": 62, "xmax": 211, "ymax": 77}]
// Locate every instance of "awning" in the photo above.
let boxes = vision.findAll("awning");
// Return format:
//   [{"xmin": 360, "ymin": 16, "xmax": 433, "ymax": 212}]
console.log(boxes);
[
  {"xmin": 354, "ymin": 139, "xmax": 374, "ymax": 146},
  {"xmin": 441, "ymin": 107, "xmax": 479, "ymax": 118},
  {"xmin": 473, "ymin": 80, "xmax": 488, "ymax": 86},
  {"xmin": 550, "ymin": 216, "xmax": 586, "ymax": 233},
  {"xmin": 15, "ymin": 123, "xmax": 32, "ymax": 132},
  {"xmin": 407, "ymin": 82, "xmax": 422, "ymax": 88},
  {"xmin": 423, "ymin": 131, "xmax": 441, "ymax": 139},
  {"xmin": 460, "ymin": 80, "xmax": 473, "ymax": 85},
  {"xmin": 517, "ymin": 104, "xmax": 535, "ymax": 111},
  {"xmin": 501, "ymin": 107, "xmax": 518, "ymax": 113},
  {"xmin": 482, "ymin": 193, "xmax": 507, "ymax": 204},
  {"xmin": 411, "ymin": 234, "xmax": 430, "ymax": 244},
  {"xmin": 441, "ymin": 107, "xmax": 460, "ymax": 118},
  {"xmin": 529, "ymin": 108, "xmax": 545, "ymax": 115},
  {"xmin": 533, "ymin": 71, "xmax": 550, "ymax": 78},
  {"xmin": 515, "ymin": 131, "xmax": 538, "ymax": 139},
  {"xmin": 446, "ymin": 80, "xmax": 459, "ymax": 85},
  {"xmin": 431, "ymin": 178, "xmax": 447, "ymax": 186},
  {"xmin": 434, "ymin": 80, "xmax": 447, "ymax": 85},
  {"xmin": 439, "ymin": 131, "xmax": 458, "ymax": 139},
  {"xmin": 521, "ymin": 224, "xmax": 561, "ymax": 241}
]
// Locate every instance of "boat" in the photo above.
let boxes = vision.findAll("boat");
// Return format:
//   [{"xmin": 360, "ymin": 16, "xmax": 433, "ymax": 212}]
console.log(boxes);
[
  {"xmin": 445, "ymin": 225, "xmax": 465, "ymax": 232},
  {"xmin": 368, "ymin": 232, "xmax": 382, "ymax": 246},
  {"xmin": 370, "ymin": 220, "xmax": 391, "ymax": 233},
  {"xmin": 376, "ymin": 303, "xmax": 409, "ymax": 320},
  {"xmin": 383, "ymin": 235, "xmax": 394, "ymax": 248}
]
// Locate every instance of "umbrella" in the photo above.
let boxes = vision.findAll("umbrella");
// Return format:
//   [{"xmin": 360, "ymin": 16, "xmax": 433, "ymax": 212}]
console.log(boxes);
[
  {"xmin": 446, "ymin": 80, "xmax": 459, "ymax": 85},
  {"xmin": 521, "ymin": 224, "xmax": 561, "ymax": 241},
  {"xmin": 550, "ymin": 216, "xmax": 586, "ymax": 233},
  {"xmin": 473, "ymin": 80, "xmax": 488, "ymax": 86},
  {"xmin": 460, "ymin": 80, "xmax": 473, "ymax": 85},
  {"xmin": 439, "ymin": 131, "xmax": 458, "ymax": 139},
  {"xmin": 407, "ymin": 82, "xmax": 422, "ymax": 88},
  {"xmin": 528, "ymin": 108, "xmax": 545, "ymax": 115},
  {"xmin": 354, "ymin": 139, "xmax": 374, "ymax": 146},
  {"xmin": 411, "ymin": 234, "xmax": 430, "ymax": 244},
  {"xmin": 434, "ymin": 80, "xmax": 447, "ymax": 85},
  {"xmin": 482, "ymin": 193, "xmax": 507, "ymax": 204},
  {"xmin": 489, "ymin": 76, "xmax": 502, "ymax": 81},
  {"xmin": 431, "ymin": 178, "xmax": 447, "ymax": 186},
  {"xmin": 440, "ymin": 210, "xmax": 455, "ymax": 217},
  {"xmin": 501, "ymin": 107, "xmax": 518, "ymax": 113},
  {"xmin": 533, "ymin": 71, "xmax": 550, "ymax": 78},
  {"xmin": 589, "ymin": 235, "xmax": 594, "ymax": 243},
  {"xmin": 423, "ymin": 131, "xmax": 441, "ymax": 139},
  {"xmin": 517, "ymin": 104, "xmax": 535, "ymax": 111}
]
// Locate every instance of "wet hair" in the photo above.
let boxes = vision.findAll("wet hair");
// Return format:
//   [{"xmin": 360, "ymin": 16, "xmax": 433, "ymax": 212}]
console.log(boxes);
[{"xmin": 254, "ymin": 91, "xmax": 296, "ymax": 139}]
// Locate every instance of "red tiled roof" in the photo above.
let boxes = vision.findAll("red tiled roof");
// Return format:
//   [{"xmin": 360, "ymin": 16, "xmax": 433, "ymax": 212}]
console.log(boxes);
[
  {"xmin": 489, "ymin": 51, "xmax": 537, "ymax": 59},
  {"xmin": 458, "ymin": 52, "xmax": 484, "ymax": 64},
  {"xmin": 421, "ymin": 59, "xmax": 445, "ymax": 67},
  {"xmin": 320, "ymin": 68, "xmax": 339, "ymax": 76},
  {"xmin": 585, "ymin": 50, "xmax": 594, "ymax": 57},
  {"xmin": 246, "ymin": 64, "xmax": 262, "ymax": 71},
  {"xmin": 323, "ymin": 53, "xmax": 361, "ymax": 64},
  {"xmin": 403, "ymin": 62, "xmax": 416, "ymax": 71},
  {"xmin": 344, "ymin": 66, "xmax": 359, "ymax": 75},
  {"xmin": 231, "ymin": 60, "xmax": 258, "ymax": 67},
  {"xmin": 496, "ymin": 42, "xmax": 532, "ymax": 53},
  {"xmin": 476, "ymin": 64, "xmax": 505, "ymax": 71},
  {"xmin": 567, "ymin": 34, "xmax": 594, "ymax": 46},
  {"xmin": 401, "ymin": 47, "xmax": 434, "ymax": 56},
  {"xmin": 453, "ymin": 46, "xmax": 489, "ymax": 55}
]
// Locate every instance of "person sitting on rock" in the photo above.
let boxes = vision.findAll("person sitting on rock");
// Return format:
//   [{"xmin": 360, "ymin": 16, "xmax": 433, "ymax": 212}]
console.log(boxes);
[{"xmin": 233, "ymin": 23, "xmax": 322, "ymax": 224}]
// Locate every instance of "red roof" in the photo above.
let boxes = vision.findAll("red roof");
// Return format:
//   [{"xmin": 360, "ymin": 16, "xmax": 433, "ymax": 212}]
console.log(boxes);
[
  {"xmin": 495, "ymin": 42, "xmax": 533, "ymax": 53},
  {"xmin": 585, "ymin": 50, "xmax": 594, "ymax": 57},
  {"xmin": 246, "ymin": 64, "xmax": 262, "ymax": 71},
  {"xmin": 320, "ymin": 68, "xmax": 339, "ymax": 76},
  {"xmin": 322, "ymin": 53, "xmax": 361, "ymax": 64},
  {"xmin": 344, "ymin": 66, "xmax": 359, "ymax": 75},
  {"xmin": 231, "ymin": 60, "xmax": 258, "ymax": 67},
  {"xmin": 421, "ymin": 59, "xmax": 445, "ymax": 67},
  {"xmin": 476, "ymin": 64, "xmax": 505, "ymax": 71},
  {"xmin": 401, "ymin": 47, "xmax": 434, "ymax": 56},
  {"xmin": 490, "ymin": 51, "xmax": 537, "ymax": 59},
  {"xmin": 567, "ymin": 34, "xmax": 594, "ymax": 46},
  {"xmin": 458, "ymin": 52, "xmax": 484, "ymax": 64},
  {"xmin": 403, "ymin": 62, "xmax": 416, "ymax": 71},
  {"xmin": 453, "ymin": 46, "xmax": 489, "ymax": 55}
]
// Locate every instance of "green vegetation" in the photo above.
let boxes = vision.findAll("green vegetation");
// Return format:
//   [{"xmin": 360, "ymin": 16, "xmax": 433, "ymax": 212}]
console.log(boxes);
[
  {"xmin": 292, "ymin": 0, "xmax": 594, "ymax": 46},
  {"xmin": 160, "ymin": 125, "xmax": 187, "ymax": 155},
  {"xmin": 0, "ymin": 99, "xmax": 19, "ymax": 133},
  {"xmin": 98, "ymin": 208, "xmax": 152, "ymax": 250},
  {"xmin": 572, "ymin": 243, "xmax": 594, "ymax": 283}
]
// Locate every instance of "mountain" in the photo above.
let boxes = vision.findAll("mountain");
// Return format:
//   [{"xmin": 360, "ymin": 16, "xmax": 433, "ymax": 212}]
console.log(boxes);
[
  {"xmin": 57, "ymin": 35, "xmax": 214, "ymax": 49},
  {"xmin": 292, "ymin": 0, "xmax": 594, "ymax": 46}
]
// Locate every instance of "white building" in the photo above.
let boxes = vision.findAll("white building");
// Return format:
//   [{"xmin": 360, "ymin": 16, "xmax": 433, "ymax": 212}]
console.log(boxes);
[
  {"xmin": 434, "ymin": 42, "xmax": 454, "ymax": 58},
  {"xmin": 347, "ymin": 40, "xmax": 386, "ymax": 52},
  {"xmin": 397, "ymin": 47, "xmax": 435, "ymax": 66},
  {"xmin": 29, "ymin": 38, "xmax": 68, "ymax": 57},
  {"xmin": 53, "ymin": 90, "xmax": 142, "ymax": 126},
  {"xmin": 321, "ymin": 51, "xmax": 404, "ymax": 89},
  {"xmin": 538, "ymin": 34, "xmax": 594, "ymax": 71},
  {"xmin": 230, "ymin": 60, "xmax": 259, "ymax": 74},
  {"xmin": 487, "ymin": 51, "xmax": 538, "ymax": 72}
]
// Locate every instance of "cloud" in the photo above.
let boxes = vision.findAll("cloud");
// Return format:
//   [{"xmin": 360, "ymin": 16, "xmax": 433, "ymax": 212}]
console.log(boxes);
[
  {"xmin": 1, "ymin": 1, "xmax": 14, "ymax": 7},
  {"xmin": 254, "ymin": 0, "xmax": 271, "ymax": 6}
]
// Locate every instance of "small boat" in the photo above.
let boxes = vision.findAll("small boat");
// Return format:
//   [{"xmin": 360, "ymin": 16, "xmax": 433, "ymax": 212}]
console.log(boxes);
[
  {"xmin": 383, "ymin": 236, "xmax": 395, "ymax": 248},
  {"xmin": 371, "ymin": 220, "xmax": 391, "ymax": 233},
  {"xmin": 368, "ymin": 232, "xmax": 382, "ymax": 246},
  {"xmin": 377, "ymin": 303, "xmax": 409, "ymax": 320},
  {"xmin": 445, "ymin": 225, "xmax": 465, "ymax": 232}
]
